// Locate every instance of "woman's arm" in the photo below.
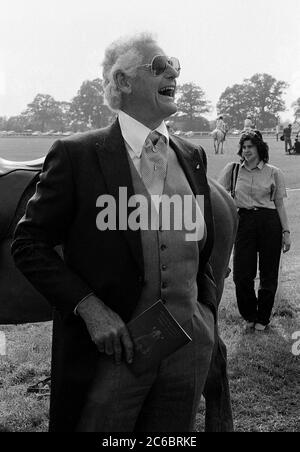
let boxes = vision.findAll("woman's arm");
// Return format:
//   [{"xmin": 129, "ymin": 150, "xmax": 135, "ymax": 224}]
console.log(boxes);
[
  {"xmin": 274, "ymin": 198, "xmax": 291, "ymax": 253},
  {"xmin": 217, "ymin": 162, "xmax": 234, "ymax": 192}
]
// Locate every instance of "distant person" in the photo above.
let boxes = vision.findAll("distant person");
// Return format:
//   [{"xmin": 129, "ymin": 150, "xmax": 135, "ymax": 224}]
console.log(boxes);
[
  {"xmin": 276, "ymin": 123, "xmax": 281, "ymax": 142},
  {"xmin": 283, "ymin": 124, "xmax": 293, "ymax": 154},
  {"xmin": 293, "ymin": 134, "xmax": 300, "ymax": 154},
  {"xmin": 218, "ymin": 130, "xmax": 291, "ymax": 332},
  {"xmin": 243, "ymin": 115, "xmax": 254, "ymax": 132},
  {"xmin": 216, "ymin": 115, "xmax": 227, "ymax": 135},
  {"xmin": 211, "ymin": 115, "xmax": 227, "ymax": 154}
]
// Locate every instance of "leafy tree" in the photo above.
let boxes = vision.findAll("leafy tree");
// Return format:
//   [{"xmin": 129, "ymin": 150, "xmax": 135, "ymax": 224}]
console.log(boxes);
[
  {"xmin": 173, "ymin": 115, "xmax": 210, "ymax": 132},
  {"xmin": 217, "ymin": 84, "xmax": 250, "ymax": 129},
  {"xmin": 0, "ymin": 116, "xmax": 7, "ymax": 131},
  {"xmin": 217, "ymin": 74, "xmax": 288, "ymax": 129},
  {"xmin": 5, "ymin": 115, "xmax": 30, "ymax": 133},
  {"xmin": 176, "ymin": 82, "xmax": 211, "ymax": 121},
  {"xmin": 292, "ymin": 97, "xmax": 300, "ymax": 121},
  {"xmin": 245, "ymin": 74, "xmax": 288, "ymax": 128},
  {"xmin": 55, "ymin": 101, "xmax": 72, "ymax": 132},
  {"xmin": 70, "ymin": 79, "xmax": 113, "ymax": 131},
  {"xmin": 23, "ymin": 94, "xmax": 62, "ymax": 132}
]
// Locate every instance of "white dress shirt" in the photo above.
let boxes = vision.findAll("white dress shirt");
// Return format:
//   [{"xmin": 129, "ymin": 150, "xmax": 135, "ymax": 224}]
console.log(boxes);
[{"xmin": 118, "ymin": 110, "xmax": 169, "ymax": 176}]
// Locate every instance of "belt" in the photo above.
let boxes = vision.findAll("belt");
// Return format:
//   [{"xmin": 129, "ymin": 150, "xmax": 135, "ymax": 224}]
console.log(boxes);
[{"xmin": 238, "ymin": 207, "xmax": 274, "ymax": 213}]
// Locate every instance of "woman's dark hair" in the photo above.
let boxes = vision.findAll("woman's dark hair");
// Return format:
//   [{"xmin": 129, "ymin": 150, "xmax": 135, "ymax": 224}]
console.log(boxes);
[{"xmin": 238, "ymin": 130, "xmax": 269, "ymax": 163}]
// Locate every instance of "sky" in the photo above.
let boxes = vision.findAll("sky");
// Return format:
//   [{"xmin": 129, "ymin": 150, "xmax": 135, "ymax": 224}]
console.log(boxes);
[{"xmin": 1, "ymin": 0, "xmax": 300, "ymax": 122}]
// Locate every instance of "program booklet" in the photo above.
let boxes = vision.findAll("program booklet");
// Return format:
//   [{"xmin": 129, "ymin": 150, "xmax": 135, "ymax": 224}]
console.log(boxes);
[{"xmin": 127, "ymin": 300, "xmax": 192, "ymax": 375}]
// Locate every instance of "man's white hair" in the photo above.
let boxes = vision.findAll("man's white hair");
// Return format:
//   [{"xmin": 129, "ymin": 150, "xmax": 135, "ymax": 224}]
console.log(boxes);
[{"xmin": 102, "ymin": 33, "xmax": 158, "ymax": 111}]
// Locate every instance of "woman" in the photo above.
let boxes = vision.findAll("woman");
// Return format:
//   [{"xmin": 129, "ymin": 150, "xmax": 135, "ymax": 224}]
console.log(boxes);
[
  {"xmin": 242, "ymin": 115, "xmax": 255, "ymax": 133},
  {"xmin": 218, "ymin": 131, "xmax": 291, "ymax": 331}
]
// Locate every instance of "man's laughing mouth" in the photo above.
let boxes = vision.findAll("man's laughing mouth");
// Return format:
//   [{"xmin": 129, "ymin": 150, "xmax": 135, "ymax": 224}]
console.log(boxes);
[{"xmin": 158, "ymin": 86, "xmax": 176, "ymax": 98}]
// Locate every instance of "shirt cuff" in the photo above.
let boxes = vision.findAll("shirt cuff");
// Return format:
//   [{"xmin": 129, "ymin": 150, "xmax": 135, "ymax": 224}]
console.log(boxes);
[{"xmin": 74, "ymin": 292, "xmax": 94, "ymax": 315}]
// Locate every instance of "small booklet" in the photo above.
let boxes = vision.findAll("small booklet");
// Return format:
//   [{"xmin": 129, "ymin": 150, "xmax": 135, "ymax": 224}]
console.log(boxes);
[{"xmin": 127, "ymin": 300, "xmax": 192, "ymax": 375}]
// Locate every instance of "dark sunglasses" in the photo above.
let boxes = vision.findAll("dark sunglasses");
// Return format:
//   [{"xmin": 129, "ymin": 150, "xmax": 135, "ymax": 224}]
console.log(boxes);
[{"xmin": 138, "ymin": 55, "xmax": 181, "ymax": 76}]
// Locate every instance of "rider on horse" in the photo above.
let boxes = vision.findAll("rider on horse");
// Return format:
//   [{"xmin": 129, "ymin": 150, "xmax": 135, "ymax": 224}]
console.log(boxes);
[
  {"xmin": 212, "ymin": 115, "xmax": 227, "ymax": 154},
  {"xmin": 216, "ymin": 115, "xmax": 227, "ymax": 137}
]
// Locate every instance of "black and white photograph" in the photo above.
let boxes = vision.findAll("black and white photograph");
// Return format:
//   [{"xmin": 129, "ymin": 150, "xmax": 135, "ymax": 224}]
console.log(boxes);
[{"xmin": 0, "ymin": 0, "xmax": 299, "ymax": 435}]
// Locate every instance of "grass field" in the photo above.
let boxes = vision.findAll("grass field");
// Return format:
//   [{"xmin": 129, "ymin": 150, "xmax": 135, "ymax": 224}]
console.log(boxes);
[
  {"xmin": 0, "ymin": 136, "xmax": 299, "ymax": 432},
  {"xmin": 1, "ymin": 134, "xmax": 299, "ymax": 188}
]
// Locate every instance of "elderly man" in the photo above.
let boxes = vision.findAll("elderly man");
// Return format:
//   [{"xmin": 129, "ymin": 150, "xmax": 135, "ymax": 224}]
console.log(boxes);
[{"xmin": 12, "ymin": 34, "xmax": 228, "ymax": 432}]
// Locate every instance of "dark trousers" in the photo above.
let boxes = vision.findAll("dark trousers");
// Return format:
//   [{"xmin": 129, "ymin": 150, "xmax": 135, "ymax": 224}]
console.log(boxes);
[
  {"xmin": 285, "ymin": 138, "xmax": 292, "ymax": 153},
  {"xmin": 233, "ymin": 209, "xmax": 282, "ymax": 325}
]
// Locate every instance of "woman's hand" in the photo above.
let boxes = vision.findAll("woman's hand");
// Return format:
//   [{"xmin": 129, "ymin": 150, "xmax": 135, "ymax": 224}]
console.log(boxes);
[
  {"xmin": 274, "ymin": 199, "xmax": 291, "ymax": 253},
  {"xmin": 282, "ymin": 231, "xmax": 291, "ymax": 253}
]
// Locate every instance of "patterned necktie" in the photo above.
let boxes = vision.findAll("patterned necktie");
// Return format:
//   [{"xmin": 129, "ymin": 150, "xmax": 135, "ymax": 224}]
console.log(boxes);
[{"xmin": 140, "ymin": 131, "xmax": 168, "ymax": 197}]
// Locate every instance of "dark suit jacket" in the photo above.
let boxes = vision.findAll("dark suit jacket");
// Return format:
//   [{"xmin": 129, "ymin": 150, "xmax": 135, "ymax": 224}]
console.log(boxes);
[{"xmin": 12, "ymin": 119, "xmax": 225, "ymax": 432}]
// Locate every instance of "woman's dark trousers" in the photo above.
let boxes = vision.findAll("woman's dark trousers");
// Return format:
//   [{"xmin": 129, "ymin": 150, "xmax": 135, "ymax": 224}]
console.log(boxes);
[{"xmin": 233, "ymin": 209, "xmax": 282, "ymax": 325}]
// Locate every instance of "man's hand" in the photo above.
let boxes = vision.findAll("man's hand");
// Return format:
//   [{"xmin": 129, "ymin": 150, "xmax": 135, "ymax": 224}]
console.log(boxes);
[{"xmin": 77, "ymin": 294, "xmax": 134, "ymax": 365}]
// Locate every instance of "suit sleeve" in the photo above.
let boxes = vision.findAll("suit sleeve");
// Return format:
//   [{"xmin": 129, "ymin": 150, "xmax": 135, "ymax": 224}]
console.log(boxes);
[{"xmin": 11, "ymin": 140, "xmax": 93, "ymax": 319}]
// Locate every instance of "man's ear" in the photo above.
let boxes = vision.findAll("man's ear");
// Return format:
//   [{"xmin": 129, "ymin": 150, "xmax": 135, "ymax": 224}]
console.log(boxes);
[{"xmin": 114, "ymin": 70, "xmax": 132, "ymax": 94}]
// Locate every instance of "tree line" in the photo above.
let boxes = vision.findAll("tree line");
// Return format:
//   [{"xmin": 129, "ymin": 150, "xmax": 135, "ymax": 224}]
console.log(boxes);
[{"xmin": 1, "ymin": 73, "xmax": 300, "ymax": 134}]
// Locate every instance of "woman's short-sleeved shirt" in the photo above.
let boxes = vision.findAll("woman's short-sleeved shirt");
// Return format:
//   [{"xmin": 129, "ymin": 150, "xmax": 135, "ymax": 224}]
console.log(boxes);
[{"xmin": 218, "ymin": 161, "xmax": 287, "ymax": 209}]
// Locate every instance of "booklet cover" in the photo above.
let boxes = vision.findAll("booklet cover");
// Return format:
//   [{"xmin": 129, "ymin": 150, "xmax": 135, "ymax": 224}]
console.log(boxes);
[{"xmin": 127, "ymin": 300, "xmax": 192, "ymax": 375}]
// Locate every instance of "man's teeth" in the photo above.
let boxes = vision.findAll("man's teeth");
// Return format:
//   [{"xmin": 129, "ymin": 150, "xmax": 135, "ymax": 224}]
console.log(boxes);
[{"xmin": 159, "ymin": 87, "xmax": 175, "ymax": 96}]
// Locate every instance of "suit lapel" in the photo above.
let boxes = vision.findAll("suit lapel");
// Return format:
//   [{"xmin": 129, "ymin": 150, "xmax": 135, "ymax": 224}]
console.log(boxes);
[
  {"xmin": 94, "ymin": 120, "xmax": 144, "ymax": 275},
  {"xmin": 170, "ymin": 136, "xmax": 215, "ymax": 269}
]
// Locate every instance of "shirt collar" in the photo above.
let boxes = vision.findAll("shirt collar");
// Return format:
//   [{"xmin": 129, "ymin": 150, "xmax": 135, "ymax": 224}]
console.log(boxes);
[
  {"xmin": 241, "ymin": 160, "xmax": 265, "ymax": 170},
  {"xmin": 118, "ymin": 110, "xmax": 169, "ymax": 158}
]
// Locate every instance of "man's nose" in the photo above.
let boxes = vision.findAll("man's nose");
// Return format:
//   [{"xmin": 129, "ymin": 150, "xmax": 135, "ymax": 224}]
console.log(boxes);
[{"xmin": 165, "ymin": 64, "xmax": 179, "ymax": 78}]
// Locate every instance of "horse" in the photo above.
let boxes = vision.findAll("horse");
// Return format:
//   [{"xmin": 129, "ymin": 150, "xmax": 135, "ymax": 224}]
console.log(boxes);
[
  {"xmin": 0, "ymin": 157, "xmax": 52, "ymax": 323},
  {"xmin": 0, "ymin": 155, "xmax": 238, "ymax": 431},
  {"xmin": 211, "ymin": 128, "xmax": 226, "ymax": 155}
]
